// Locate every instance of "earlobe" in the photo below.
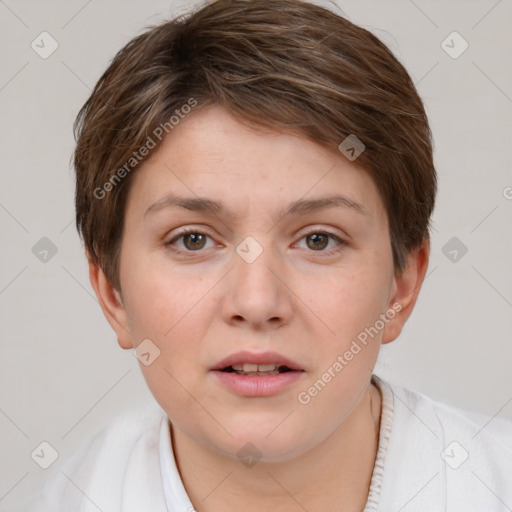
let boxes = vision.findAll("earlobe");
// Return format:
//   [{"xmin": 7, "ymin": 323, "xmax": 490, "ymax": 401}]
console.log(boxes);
[
  {"xmin": 381, "ymin": 240, "xmax": 430, "ymax": 344},
  {"xmin": 87, "ymin": 257, "xmax": 134, "ymax": 350}
]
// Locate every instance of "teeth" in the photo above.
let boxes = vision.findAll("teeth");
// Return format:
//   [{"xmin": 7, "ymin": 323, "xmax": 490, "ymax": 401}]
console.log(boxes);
[
  {"xmin": 231, "ymin": 363, "xmax": 278, "ymax": 372},
  {"xmin": 256, "ymin": 364, "xmax": 278, "ymax": 372}
]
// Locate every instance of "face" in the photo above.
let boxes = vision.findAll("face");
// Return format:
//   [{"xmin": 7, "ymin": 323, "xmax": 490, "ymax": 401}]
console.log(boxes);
[{"xmin": 102, "ymin": 104, "xmax": 411, "ymax": 463}]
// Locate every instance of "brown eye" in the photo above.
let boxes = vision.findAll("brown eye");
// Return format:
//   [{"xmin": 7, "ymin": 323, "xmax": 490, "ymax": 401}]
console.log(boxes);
[
  {"xmin": 182, "ymin": 233, "xmax": 207, "ymax": 250},
  {"xmin": 295, "ymin": 230, "xmax": 345, "ymax": 254},
  {"xmin": 167, "ymin": 229, "xmax": 215, "ymax": 253},
  {"xmin": 306, "ymin": 233, "xmax": 330, "ymax": 251}
]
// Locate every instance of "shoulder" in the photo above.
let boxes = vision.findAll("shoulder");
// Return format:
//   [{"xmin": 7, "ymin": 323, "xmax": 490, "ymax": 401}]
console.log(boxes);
[
  {"xmin": 24, "ymin": 400, "xmax": 167, "ymax": 512},
  {"xmin": 373, "ymin": 374, "xmax": 512, "ymax": 511},
  {"xmin": 382, "ymin": 376, "xmax": 512, "ymax": 448}
]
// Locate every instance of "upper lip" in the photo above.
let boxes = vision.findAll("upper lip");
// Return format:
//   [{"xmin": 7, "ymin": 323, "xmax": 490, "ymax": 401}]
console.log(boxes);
[{"xmin": 211, "ymin": 351, "xmax": 304, "ymax": 371}]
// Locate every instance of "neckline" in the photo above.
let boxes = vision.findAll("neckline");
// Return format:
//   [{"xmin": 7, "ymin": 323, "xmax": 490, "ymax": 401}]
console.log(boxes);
[{"xmin": 362, "ymin": 374, "xmax": 395, "ymax": 511}]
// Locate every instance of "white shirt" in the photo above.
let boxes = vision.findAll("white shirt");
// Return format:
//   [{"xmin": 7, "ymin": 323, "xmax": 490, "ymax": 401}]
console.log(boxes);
[{"xmin": 24, "ymin": 374, "xmax": 512, "ymax": 511}]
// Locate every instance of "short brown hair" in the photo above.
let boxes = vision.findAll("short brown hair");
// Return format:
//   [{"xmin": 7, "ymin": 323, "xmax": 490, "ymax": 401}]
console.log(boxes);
[{"xmin": 74, "ymin": 0, "xmax": 437, "ymax": 291}]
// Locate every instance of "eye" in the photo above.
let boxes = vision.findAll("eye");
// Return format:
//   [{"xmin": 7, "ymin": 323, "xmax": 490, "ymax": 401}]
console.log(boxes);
[
  {"xmin": 166, "ymin": 228, "xmax": 216, "ymax": 252},
  {"xmin": 166, "ymin": 227, "xmax": 346, "ymax": 255},
  {"xmin": 295, "ymin": 230, "xmax": 345, "ymax": 254}
]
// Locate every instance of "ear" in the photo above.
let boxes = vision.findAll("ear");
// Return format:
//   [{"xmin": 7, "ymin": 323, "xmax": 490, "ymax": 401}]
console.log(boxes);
[
  {"xmin": 381, "ymin": 239, "xmax": 430, "ymax": 344},
  {"xmin": 87, "ymin": 254, "xmax": 134, "ymax": 350}
]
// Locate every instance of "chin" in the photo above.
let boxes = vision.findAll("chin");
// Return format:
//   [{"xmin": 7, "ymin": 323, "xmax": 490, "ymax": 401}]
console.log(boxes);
[{"xmin": 213, "ymin": 423, "xmax": 313, "ymax": 465}]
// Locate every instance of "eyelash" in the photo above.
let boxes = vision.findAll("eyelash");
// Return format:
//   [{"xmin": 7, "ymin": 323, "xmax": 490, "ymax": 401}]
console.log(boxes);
[{"xmin": 166, "ymin": 227, "xmax": 346, "ymax": 256}]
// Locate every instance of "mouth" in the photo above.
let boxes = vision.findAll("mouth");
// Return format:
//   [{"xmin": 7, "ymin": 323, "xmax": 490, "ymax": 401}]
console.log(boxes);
[
  {"xmin": 211, "ymin": 351, "xmax": 305, "ymax": 374},
  {"xmin": 220, "ymin": 363, "xmax": 297, "ymax": 376},
  {"xmin": 210, "ymin": 351, "xmax": 306, "ymax": 397}
]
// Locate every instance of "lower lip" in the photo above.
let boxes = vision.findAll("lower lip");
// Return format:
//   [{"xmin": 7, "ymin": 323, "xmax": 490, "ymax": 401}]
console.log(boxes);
[{"xmin": 211, "ymin": 370, "xmax": 305, "ymax": 397}]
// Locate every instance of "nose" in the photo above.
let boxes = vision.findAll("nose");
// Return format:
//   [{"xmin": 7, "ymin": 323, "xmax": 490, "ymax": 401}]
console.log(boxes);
[{"xmin": 220, "ymin": 237, "xmax": 295, "ymax": 330}]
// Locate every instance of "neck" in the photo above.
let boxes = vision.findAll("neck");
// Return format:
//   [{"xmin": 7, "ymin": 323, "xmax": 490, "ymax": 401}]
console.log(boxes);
[{"xmin": 171, "ymin": 382, "xmax": 382, "ymax": 512}]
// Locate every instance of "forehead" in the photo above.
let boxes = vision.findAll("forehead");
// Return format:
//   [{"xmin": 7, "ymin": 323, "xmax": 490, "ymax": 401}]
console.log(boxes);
[{"xmin": 126, "ymin": 104, "xmax": 384, "ymax": 221}]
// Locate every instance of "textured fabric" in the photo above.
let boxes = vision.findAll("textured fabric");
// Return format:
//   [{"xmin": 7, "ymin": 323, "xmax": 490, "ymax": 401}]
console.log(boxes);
[
  {"xmin": 372, "ymin": 376, "xmax": 512, "ymax": 511},
  {"xmin": 24, "ymin": 375, "xmax": 512, "ymax": 511}
]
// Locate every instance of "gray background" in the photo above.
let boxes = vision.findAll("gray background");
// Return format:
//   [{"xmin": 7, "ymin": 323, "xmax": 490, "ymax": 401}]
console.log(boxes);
[{"xmin": 1, "ymin": 0, "xmax": 511, "ymax": 510}]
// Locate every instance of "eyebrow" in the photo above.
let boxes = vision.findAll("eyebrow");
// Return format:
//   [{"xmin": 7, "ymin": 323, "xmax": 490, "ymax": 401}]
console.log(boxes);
[{"xmin": 144, "ymin": 192, "xmax": 369, "ymax": 220}]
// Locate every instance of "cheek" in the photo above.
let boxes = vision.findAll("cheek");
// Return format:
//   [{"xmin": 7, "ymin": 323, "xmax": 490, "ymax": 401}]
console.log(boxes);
[
  {"xmin": 293, "ymin": 263, "xmax": 391, "ymax": 404},
  {"xmin": 121, "ymin": 263, "xmax": 214, "ymax": 377},
  {"xmin": 295, "ymin": 274, "xmax": 385, "ymax": 422},
  {"xmin": 296, "ymin": 266, "xmax": 390, "ymax": 339},
  {"xmin": 122, "ymin": 259, "xmax": 210, "ymax": 340}
]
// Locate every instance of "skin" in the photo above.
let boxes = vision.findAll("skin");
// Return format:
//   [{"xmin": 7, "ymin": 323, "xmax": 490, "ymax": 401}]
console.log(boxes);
[{"xmin": 89, "ymin": 104, "xmax": 429, "ymax": 511}]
